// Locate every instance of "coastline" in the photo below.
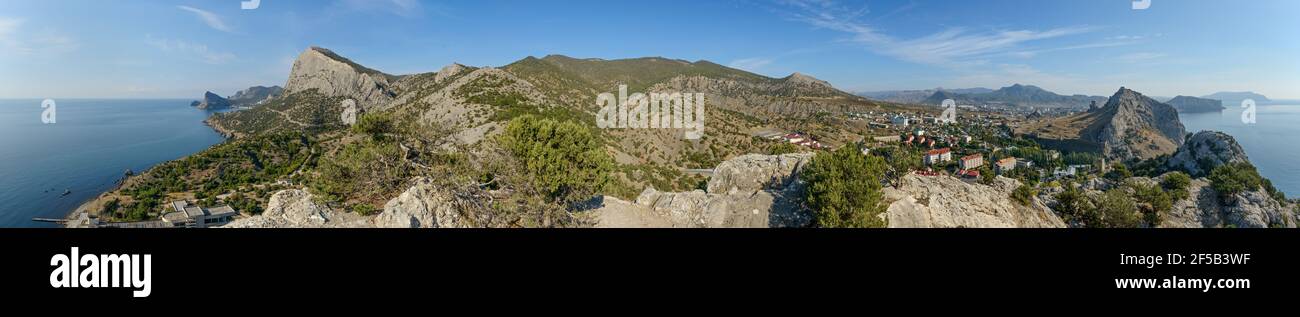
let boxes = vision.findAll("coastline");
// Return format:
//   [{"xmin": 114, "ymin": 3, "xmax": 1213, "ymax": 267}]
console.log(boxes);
[{"xmin": 61, "ymin": 113, "xmax": 236, "ymax": 224}]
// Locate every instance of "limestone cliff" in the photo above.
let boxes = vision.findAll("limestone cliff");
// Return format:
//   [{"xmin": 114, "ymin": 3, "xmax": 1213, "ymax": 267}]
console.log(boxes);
[{"xmin": 283, "ymin": 47, "xmax": 399, "ymax": 108}]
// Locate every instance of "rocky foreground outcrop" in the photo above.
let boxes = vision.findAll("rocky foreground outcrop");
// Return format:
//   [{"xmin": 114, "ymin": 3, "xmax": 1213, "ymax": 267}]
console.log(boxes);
[
  {"xmin": 590, "ymin": 153, "xmax": 1066, "ymax": 228},
  {"xmin": 372, "ymin": 178, "xmax": 498, "ymax": 228},
  {"xmin": 1160, "ymin": 174, "xmax": 1296, "ymax": 228},
  {"xmin": 222, "ymin": 189, "xmax": 371, "ymax": 228},
  {"xmin": 591, "ymin": 153, "xmax": 815, "ymax": 228},
  {"xmin": 225, "ymin": 177, "xmax": 497, "ymax": 228},
  {"xmin": 885, "ymin": 174, "xmax": 1066, "ymax": 228},
  {"xmin": 1165, "ymin": 131, "xmax": 1250, "ymax": 177}
]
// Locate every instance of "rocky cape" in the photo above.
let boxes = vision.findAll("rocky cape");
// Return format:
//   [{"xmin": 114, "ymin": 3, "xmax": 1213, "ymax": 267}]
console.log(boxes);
[
  {"xmin": 1165, "ymin": 95, "xmax": 1224, "ymax": 113},
  {"xmin": 190, "ymin": 91, "xmax": 230, "ymax": 110}
]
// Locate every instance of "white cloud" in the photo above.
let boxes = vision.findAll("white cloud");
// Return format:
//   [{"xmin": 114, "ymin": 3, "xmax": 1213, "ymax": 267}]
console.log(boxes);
[
  {"xmin": 0, "ymin": 17, "xmax": 19, "ymax": 39},
  {"xmin": 177, "ymin": 5, "xmax": 232, "ymax": 32},
  {"xmin": 0, "ymin": 17, "xmax": 24, "ymax": 53},
  {"xmin": 729, "ymin": 58, "xmax": 774, "ymax": 72},
  {"xmin": 779, "ymin": 0, "xmax": 1099, "ymax": 67},
  {"xmin": 146, "ymin": 35, "xmax": 237, "ymax": 64},
  {"xmin": 0, "ymin": 17, "xmax": 79, "ymax": 56}
]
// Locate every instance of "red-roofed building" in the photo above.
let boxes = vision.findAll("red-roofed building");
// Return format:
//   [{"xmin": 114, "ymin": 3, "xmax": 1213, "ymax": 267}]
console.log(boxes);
[
  {"xmin": 960, "ymin": 154, "xmax": 984, "ymax": 170},
  {"xmin": 924, "ymin": 148, "xmax": 952, "ymax": 165},
  {"xmin": 996, "ymin": 157, "xmax": 1018, "ymax": 173}
]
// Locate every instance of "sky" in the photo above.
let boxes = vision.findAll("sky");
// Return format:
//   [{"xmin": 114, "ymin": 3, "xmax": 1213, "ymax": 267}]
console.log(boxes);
[{"xmin": 1, "ymin": 0, "xmax": 1297, "ymax": 99}]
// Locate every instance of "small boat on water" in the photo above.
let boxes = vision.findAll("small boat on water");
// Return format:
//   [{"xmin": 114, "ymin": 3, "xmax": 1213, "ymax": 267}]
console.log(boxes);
[{"xmin": 61, "ymin": 188, "xmax": 71, "ymax": 197}]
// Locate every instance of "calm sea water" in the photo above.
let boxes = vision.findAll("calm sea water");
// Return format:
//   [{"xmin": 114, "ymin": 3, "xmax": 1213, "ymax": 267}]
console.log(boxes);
[
  {"xmin": 1179, "ymin": 105, "xmax": 1300, "ymax": 197},
  {"xmin": 0, "ymin": 99, "xmax": 225, "ymax": 227}
]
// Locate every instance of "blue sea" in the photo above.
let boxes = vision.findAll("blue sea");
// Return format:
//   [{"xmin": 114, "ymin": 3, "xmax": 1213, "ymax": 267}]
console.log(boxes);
[
  {"xmin": 0, "ymin": 99, "xmax": 225, "ymax": 227},
  {"xmin": 1179, "ymin": 105, "xmax": 1300, "ymax": 198}
]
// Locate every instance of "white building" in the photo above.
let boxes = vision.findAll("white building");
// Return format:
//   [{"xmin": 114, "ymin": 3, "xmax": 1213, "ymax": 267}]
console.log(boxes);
[
  {"xmin": 162, "ymin": 201, "xmax": 238, "ymax": 228},
  {"xmin": 891, "ymin": 115, "xmax": 909, "ymax": 127}
]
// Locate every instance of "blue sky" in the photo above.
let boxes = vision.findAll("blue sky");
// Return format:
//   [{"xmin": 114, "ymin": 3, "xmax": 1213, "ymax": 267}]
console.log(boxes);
[{"xmin": 1, "ymin": 0, "xmax": 1297, "ymax": 99}]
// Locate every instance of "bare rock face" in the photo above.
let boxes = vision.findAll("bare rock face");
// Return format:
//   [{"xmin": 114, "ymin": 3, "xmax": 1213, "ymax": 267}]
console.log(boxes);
[
  {"xmin": 222, "ymin": 189, "xmax": 371, "ymax": 228},
  {"xmin": 434, "ymin": 63, "xmax": 468, "ymax": 83},
  {"xmin": 1165, "ymin": 131, "xmax": 1249, "ymax": 177},
  {"xmin": 1162, "ymin": 174, "xmax": 1296, "ymax": 228},
  {"xmin": 1082, "ymin": 87, "xmax": 1186, "ymax": 160},
  {"xmin": 372, "ymin": 177, "xmax": 494, "ymax": 228},
  {"xmin": 707, "ymin": 153, "xmax": 814, "ymax": 194},
  {"xmin": 591, "ymin": 153, "xmax": 814, "ymax": 228},
  {"xmin": 884, "ymin": 175, "xmax": 1066, "ymax": 228},
  {"xmin": 284, "ymin": 47, "xmax": 398, "ymax": 108}
]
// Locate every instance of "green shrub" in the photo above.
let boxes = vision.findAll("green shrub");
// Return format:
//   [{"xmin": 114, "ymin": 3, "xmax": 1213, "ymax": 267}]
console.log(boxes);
[
  {"xmin": 352, "ymin": 112, "xmax": 395, "ymax": 141},
  {"xmin": 804, "ymin": 146, "xmax": 888, "ymax": 228},
  {"xmin": 1011, "ymin": 184, "xmax": 1036, "ymax": 206},
  {"xmin": 1161, "ymin": 171, "xmax": 1192, "ymax": 201},
  {"xmin": 1130, "ymin": 181, "xmax": 1171, "ymax": 226},
  {"xmin": 1209, "ymin": 162, "xmax": 1263, "ymax": 199},
  {"xmin": 1095, "ymin": 189, "xmax": 1141, "ymax": 228},
  {"xmin": 500, "ymin": 115, "xmax": 613, "ymax": 203}
]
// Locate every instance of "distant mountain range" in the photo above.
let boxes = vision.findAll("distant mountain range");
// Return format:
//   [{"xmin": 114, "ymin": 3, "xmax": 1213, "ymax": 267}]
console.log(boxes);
[
  {"xmin": 1202, "ymin": 91, "xmax": 1275, "ymax": 106},
  {"xmin": 919, "ymin": 84, "xmax": 1107, "ymax": 109},
  {"xmin": 865, "ymin": 86, "xmax": 1296, "ymax": 110},
  {"xmin": 858, "ymin": 87, "xmax": 993, "ymax": 104}
]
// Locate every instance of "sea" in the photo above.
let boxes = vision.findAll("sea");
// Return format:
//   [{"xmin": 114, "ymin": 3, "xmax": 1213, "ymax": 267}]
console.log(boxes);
[
  {"xmin": 0, "ymin": 99, "xmax": 225, "ymax": 227},
  {"xmin": 1178, "ymin": 104, "xmax": 1300, "ymax": 198}
]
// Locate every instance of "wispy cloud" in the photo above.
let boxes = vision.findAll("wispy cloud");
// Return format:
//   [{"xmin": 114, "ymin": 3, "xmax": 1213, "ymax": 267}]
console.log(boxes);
[
  {"xmin": 778, "ymin": 0, "xmax": 1102, "ymax": 67},
  {"xmin": 0, "ymin": 17, "xmax": 22, "ymax": 52},
  {"xmin": 177, "ymin": 5, "xmax": 232, "ymax": 32},
  {"xmin": 0, "ymin": 17, "xmax": 18, "ymax": 39},
  {"xmin": 0, "ymin": 17, "xmax": 79, "ymax": 56},
  {"xmin": 146, "ymin": 35, "xmax": 237, "ymax": 64},
  {"xmin": 337, "ymin": 0, "xmax": 426, "ymax": 18},
  {"xmin": 729, "ymin": 58, "xmax": 774, "ymax": 72}
]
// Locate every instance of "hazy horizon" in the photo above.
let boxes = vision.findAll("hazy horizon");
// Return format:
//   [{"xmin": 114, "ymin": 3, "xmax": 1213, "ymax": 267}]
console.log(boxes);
[{"xmin": 2, "ymin": 0, "xmax": 1297, "ymax": 99}]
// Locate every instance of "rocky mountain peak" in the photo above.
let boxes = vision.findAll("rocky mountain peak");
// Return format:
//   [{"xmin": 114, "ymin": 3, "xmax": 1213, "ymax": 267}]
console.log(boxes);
[
  {"xmin": 284, "ymin": 46, "xmax": 398, "ymax": 108},
  {"xmin": 784, "ymin": 72, "xmax": 830, "ymax": 87},
  {"xmin": 1083, "ymin": 87, "xmax": 1186, "ymax": 160},
  {"xmin": 435, "ymin": 63, "xmax": 468, "ymax": 83}
]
